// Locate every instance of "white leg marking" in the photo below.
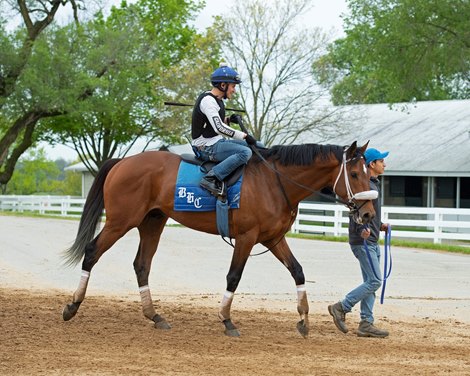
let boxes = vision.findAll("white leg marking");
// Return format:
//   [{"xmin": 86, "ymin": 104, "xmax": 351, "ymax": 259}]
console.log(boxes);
[
  {"xmin": 73, "ymin": 270, "xmax": 90, "ymax": 302},
  {"xmin": 296, "ymin": 284, "xmax": 309, "ymax": 325},
  {"xmin": 139, "ymin": 285, "xmax": 156, "ymax": 319},
  {"xmin": 219, "ymin": 290, "xmax": 234, "ymax": 321}
]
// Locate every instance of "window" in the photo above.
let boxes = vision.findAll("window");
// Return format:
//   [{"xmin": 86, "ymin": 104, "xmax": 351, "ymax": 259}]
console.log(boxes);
[
  {"xmin": 390, "ymin": 176, "xmax": 405, "ymax": 196},
  {"xmin": 435, "ymin": 177, "xmax": 456, "ymax": 208},
  {"xmin": 460, "ymin": 177, "xmax": 470, "ymax": 208},
  {"xmin": 385, "ymin": 176, "xmax": 425, "ymax": 206},
  {"xmin": 436, "ymin": 177, "xmax": 455, "ymax": 199}
]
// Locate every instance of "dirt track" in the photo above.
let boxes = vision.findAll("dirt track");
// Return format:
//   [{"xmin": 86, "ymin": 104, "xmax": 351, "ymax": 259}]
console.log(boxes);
[
  {"xmin": 1, "ymin": 216, "xmax": 470, "ymax": 375},
  {"xmin": 1, "ymin": 288, "xmax": 470, "ymax": 375}
]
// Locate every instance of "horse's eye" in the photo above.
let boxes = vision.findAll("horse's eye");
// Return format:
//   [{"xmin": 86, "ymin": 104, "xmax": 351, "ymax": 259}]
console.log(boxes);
[{"xmin": 351, "ymin": 172, "xmax": 358, "ymax": 179}]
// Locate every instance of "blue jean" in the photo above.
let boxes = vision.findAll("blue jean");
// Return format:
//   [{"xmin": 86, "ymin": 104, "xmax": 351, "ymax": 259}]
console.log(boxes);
[
  {"xmin": 341, "ymin": 243, "xmax": 382, "ymax": 323},
  {"xmin": 198, "ymin": 139, "xmax": 252, "ymax": 180}
]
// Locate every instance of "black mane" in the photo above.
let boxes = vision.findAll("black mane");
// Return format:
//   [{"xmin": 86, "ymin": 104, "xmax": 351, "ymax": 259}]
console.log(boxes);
[{"xmin": 255, "ymin": 144, "xmax": 344, "ymax": 166}]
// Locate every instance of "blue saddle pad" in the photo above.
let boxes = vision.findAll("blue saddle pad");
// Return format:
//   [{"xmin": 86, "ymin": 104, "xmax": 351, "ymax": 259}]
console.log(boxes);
[{"xmin": 174, "ymin": 161, "xmax": 243, "ymax": 212}]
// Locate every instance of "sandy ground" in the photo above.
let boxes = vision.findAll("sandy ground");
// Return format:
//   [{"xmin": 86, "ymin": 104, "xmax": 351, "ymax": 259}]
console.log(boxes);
[{"xmin": 1, "ymin": 215, "xmax": 470, "ymax": 375}]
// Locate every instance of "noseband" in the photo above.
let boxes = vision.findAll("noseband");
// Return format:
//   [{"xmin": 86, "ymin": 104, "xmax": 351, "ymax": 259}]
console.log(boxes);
[{"xmin": 332, "ymin": 151, "xmax": 378, "ymax": 213}]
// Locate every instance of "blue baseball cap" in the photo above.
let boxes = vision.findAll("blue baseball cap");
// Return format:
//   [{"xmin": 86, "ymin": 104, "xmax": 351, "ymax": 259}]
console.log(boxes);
[{"xmin": 364, "ymin": 148, "xmax": 389, "ymax": 165}]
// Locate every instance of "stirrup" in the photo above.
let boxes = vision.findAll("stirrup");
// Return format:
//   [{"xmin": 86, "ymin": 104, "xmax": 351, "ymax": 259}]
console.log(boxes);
[
  {"xmin": 209, "ymin": 181, "xmax": 225, "ymax": 198},
  {"xmin": 200, "ymin": 177, "xmax": 225, "ymax": 197}
]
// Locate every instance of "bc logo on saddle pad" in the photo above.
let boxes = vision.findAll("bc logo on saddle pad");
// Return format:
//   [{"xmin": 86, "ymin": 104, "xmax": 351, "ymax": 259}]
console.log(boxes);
[{"xmin": 174, "ymin": 161, "xmax": 243, "ymax": 211}]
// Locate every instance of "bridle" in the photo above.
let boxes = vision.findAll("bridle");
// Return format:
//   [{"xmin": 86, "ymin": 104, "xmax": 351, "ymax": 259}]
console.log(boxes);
[
  {"xmin": 250, "ymin": 146, "xmax": 377, "ymax": 217},
  {"xmin": 236, "ymin": 119, "xmax": 377, "ymax": 216},
  {"xmin": 332, "ymin": 150, "xmax": 378, "ymax": 214},
  {"xmin": 230, "ymin": 146, "xmax": 377, "ymax": 255}
]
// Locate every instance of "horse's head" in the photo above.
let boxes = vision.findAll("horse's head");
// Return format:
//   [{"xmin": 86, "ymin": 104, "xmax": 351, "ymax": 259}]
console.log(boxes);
[{"xmin": 332, "ymin": 141, "xmax": 376, "ymax": 225}]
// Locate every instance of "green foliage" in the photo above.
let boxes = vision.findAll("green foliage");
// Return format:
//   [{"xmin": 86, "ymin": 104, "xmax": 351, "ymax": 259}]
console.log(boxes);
[
  {"xmin": 5, "ymin": 149, "xmax": 81, "ymax": 196},
  {"xmin": 1, "ymin": 0, "xmax": 215, "ymax": 182},
  {"xmin": 287, "ymin": 232, "xmax": 470, "ymax": 255},
  {"xmin": 315, "ymin": 0, "xmax": 470, "ymax": 104},
  {"xmin": 158, "ymin": 26, "xmax": 223, "ymax": 140},
  {"xmin": 0, "ymin": 1, "xmax": 86, "ymax": 187},
  {"xmin": 39, "ymin": 0, "xmax": 209, "ymax": 172},
  {"xmin": 120, "ymin": 0, "xmax": 203, "ymax": 65}
]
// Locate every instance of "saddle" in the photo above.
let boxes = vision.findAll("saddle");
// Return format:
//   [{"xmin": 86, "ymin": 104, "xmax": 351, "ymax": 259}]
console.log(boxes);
[
  {"xmin": 179, "ymin": 153, "xmax": 245, "ymax": 195},
  {"xmin": 177, "ymin": 153, "xmax": 245, "ymax": 238}
]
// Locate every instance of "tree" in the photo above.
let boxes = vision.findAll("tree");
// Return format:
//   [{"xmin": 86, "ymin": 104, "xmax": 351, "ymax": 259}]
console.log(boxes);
[
  {"xmin": 4, "ymin": 148, "xmax": 81, "ymax": 195},
  {"xmin": 157, "ymin": 26, "xmax": 223, "ymax": 142},
  {"xmin": 1, "ymin": 0, "xmax": 210, "ymax": 183},
  {"xmin": 221, "ymin": 0, "xmax": 350, "ymax": 146},
  {"xmin": 0, "ymin": 0, "xmax": 83, "ymax": 188},
  {"xmin": 314, "ymin": 0, "xmax": 470, "ymax": 105},
  {"xmin": 43, "ymin": 0, "xmax": 211, "ymax": 174}
]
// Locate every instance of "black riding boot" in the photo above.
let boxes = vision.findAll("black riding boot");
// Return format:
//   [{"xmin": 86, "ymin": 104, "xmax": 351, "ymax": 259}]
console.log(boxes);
[{"xmin": 200, "ymin": 170, "xmax": 223, "ymax": 196}]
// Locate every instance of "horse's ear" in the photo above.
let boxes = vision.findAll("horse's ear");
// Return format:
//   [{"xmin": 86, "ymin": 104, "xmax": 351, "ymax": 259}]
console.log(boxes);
[
  {"xmin": 358, "ymin": 140, "xmax": 370, "ymax": 155},
  {"xmin": 346, "ymin": 141, "xmax": 358, "ymax": 159}
]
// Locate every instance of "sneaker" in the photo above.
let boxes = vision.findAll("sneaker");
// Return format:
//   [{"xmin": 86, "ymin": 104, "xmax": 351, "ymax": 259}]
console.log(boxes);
[
  {"xmin": 200, "ymin": 171, "xmax": 223, "ymax": 196},
  {"xmin": 357, "ymin": 320, "xmax": 389, "ymax": 338},
  {"xmin": 328, "ymin": 301, "xmax": 348, "ymax": 333}
]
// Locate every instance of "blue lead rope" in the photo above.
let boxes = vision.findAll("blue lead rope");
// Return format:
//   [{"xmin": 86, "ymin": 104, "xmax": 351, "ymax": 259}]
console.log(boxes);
[{"xmin": 364, "ymin": 225, "xmax": 393, "ymax": 304}]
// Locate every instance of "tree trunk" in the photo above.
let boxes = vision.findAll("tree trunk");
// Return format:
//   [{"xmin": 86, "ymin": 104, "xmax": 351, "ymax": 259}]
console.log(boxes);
[{"xmin": 0, "ymin": 110, "xmax": 62, "ymax": 186}]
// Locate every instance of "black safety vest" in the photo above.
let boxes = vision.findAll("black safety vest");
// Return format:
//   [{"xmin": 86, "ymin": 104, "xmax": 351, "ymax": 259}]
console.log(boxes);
[{"xmin": 191, "ymin": 92, "xmax": 226, "ymax": 140}]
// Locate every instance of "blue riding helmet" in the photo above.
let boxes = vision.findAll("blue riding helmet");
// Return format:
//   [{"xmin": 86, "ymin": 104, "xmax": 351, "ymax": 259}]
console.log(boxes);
[{"xmin": 211, "ymin": 64, "xmax": 242, "ymax": 85}]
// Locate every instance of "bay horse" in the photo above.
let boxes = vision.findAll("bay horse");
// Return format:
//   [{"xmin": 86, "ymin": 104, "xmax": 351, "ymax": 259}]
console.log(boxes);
[{"xmin": 62, "ymin": 141, "xmax": 376, "ymax": 337}]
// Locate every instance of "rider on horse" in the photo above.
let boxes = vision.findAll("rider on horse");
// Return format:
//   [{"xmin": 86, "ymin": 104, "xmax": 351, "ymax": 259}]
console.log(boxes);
[{"xmin": 191, "ymin": 63, "xmax": 257, "ymax": 196}]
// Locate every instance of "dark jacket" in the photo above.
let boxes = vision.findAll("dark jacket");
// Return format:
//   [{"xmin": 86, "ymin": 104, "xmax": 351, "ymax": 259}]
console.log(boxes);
[{"xmin": 349, "ymin": 177, "xmax": 382, "ymax": 245}]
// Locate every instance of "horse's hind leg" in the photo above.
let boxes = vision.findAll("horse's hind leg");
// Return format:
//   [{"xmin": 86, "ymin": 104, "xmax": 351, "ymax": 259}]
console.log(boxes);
[
  {"xmin": 134, "ymin": 210, "xmax": 171, "ymax": 329},
  {"xmin": 265, "ymin": 236, "xmax": 309, "ymax": 338},
  {"xmin": 63, "ymin": 223, "xmax": 129, "ymax": 321}
]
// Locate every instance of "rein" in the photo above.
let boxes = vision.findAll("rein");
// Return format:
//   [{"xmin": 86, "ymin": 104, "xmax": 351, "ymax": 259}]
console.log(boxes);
[
  {"xmin": 363, "ymin": 225, "xmax": 393, "ymax": 304},
  {"xmin": 237, "ymin": 119, "xmax": 372, "ymax": 210},
  {"xmin": 221, "ymin": 232, "xmax": 284, "ymax": 257},
  {"xmin": 222, "ymin": 120, "xmax": 375, "ymax": 256},
  {"xmin": 241, "ymin": 144, "xmax": 365, "ymax": 257}
]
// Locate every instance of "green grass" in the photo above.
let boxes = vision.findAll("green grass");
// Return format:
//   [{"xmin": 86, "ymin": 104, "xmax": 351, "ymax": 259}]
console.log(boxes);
[
  {"xmin": 0, "ymin": 210, "xmax": 80, "ymax": 220},
  {"xmin": 2, "ymin": 210, "xmax": 469, "ymax": 255},
  {"xmin": 287, "ymin": 232, "xmax": 470, "ymax": 255}
]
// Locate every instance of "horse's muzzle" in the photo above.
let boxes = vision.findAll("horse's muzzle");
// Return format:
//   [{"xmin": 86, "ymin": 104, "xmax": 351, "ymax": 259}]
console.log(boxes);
[{"xmin": 351, "ymin": 209, "xmax": 374, "ymax": 225}]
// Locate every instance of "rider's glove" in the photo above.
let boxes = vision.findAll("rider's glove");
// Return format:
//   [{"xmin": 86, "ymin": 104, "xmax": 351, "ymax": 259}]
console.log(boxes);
[
  {"xmin": 245, "ymin": 134, "xmax": 257, "ymax": 145},
  {"xmin": 229, "ymin": 114, "xmax": 242, "ymax": 124}
]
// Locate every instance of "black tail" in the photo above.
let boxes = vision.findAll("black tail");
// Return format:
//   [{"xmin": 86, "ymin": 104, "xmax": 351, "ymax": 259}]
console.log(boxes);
[{"xmin": 63, "ymin": 158, "xmax": 122, "ymax": 267}]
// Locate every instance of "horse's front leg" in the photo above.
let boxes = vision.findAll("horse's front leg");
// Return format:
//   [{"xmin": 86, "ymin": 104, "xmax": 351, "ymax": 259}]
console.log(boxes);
[
  {"xmin": 219, "ymin": 234, "xmax": 256, "ymax": 337},
  {"xmin": 265, "ymin": 236, "xmax": 309, "ymax": 338}
]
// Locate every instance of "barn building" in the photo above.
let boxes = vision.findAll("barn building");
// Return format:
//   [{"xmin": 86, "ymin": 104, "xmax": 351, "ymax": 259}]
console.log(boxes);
[
  {"xmin": 329, "ymin": 99, "xmax": 470, "ymax": 209},
  {"xmin": 68, "ymin": 99, "xmax": 470, "ymax": 208}
]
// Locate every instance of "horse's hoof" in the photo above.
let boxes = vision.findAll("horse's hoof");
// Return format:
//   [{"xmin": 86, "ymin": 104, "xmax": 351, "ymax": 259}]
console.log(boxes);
[
  {"xmin": 62, "ymin": 302, "xmax": 80, "ymax": 321},
  {"xmin": 154, "ymin": 320, "xmax": 171, "ymax": 330},
  {"xmin": 153, "ymin": 314, "xmax": 171, "ymax": 330},
  {"xmin": 222, "ymin": 318, "xmax": 240, "ymax": 337},
  {"xmin": 297, "ymin": 319, "xmax": 309, "ymax": 338},
  {"xmin": 224, "ymin": 328, "xmax": 240, "ymax": 337}
]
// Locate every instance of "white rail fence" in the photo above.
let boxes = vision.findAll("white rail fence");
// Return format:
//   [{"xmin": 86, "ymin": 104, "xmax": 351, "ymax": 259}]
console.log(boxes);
[
  {"xmin": 293, "ymin": 202, "xmax": 470, "ymax": 244},
  {"xmin": 0, "ymin": 195, "xmax": 184, "ymax": 223},
  {"xmin": 0, "ymin": 195, "xmax": 85, "ymax": 217},
  {"xmin": 2, "ymin": 196, "xmax": 470, "ymax": 244}
]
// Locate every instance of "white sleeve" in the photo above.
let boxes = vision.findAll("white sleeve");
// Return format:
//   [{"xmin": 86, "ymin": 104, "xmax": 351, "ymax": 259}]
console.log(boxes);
[{"xmin": 199, "ymin": 95, "xmax": 246, "ymax": 140}]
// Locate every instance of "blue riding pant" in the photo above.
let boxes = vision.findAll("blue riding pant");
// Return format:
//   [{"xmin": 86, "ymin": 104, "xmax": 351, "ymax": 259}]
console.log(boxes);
[
  {"xmin": 341, "ymin": 243, "xmax": 382, "ymax": 323},
  {"xmin": 197, "ymin": 139, "xmax": 252, "ymax": 180}
]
